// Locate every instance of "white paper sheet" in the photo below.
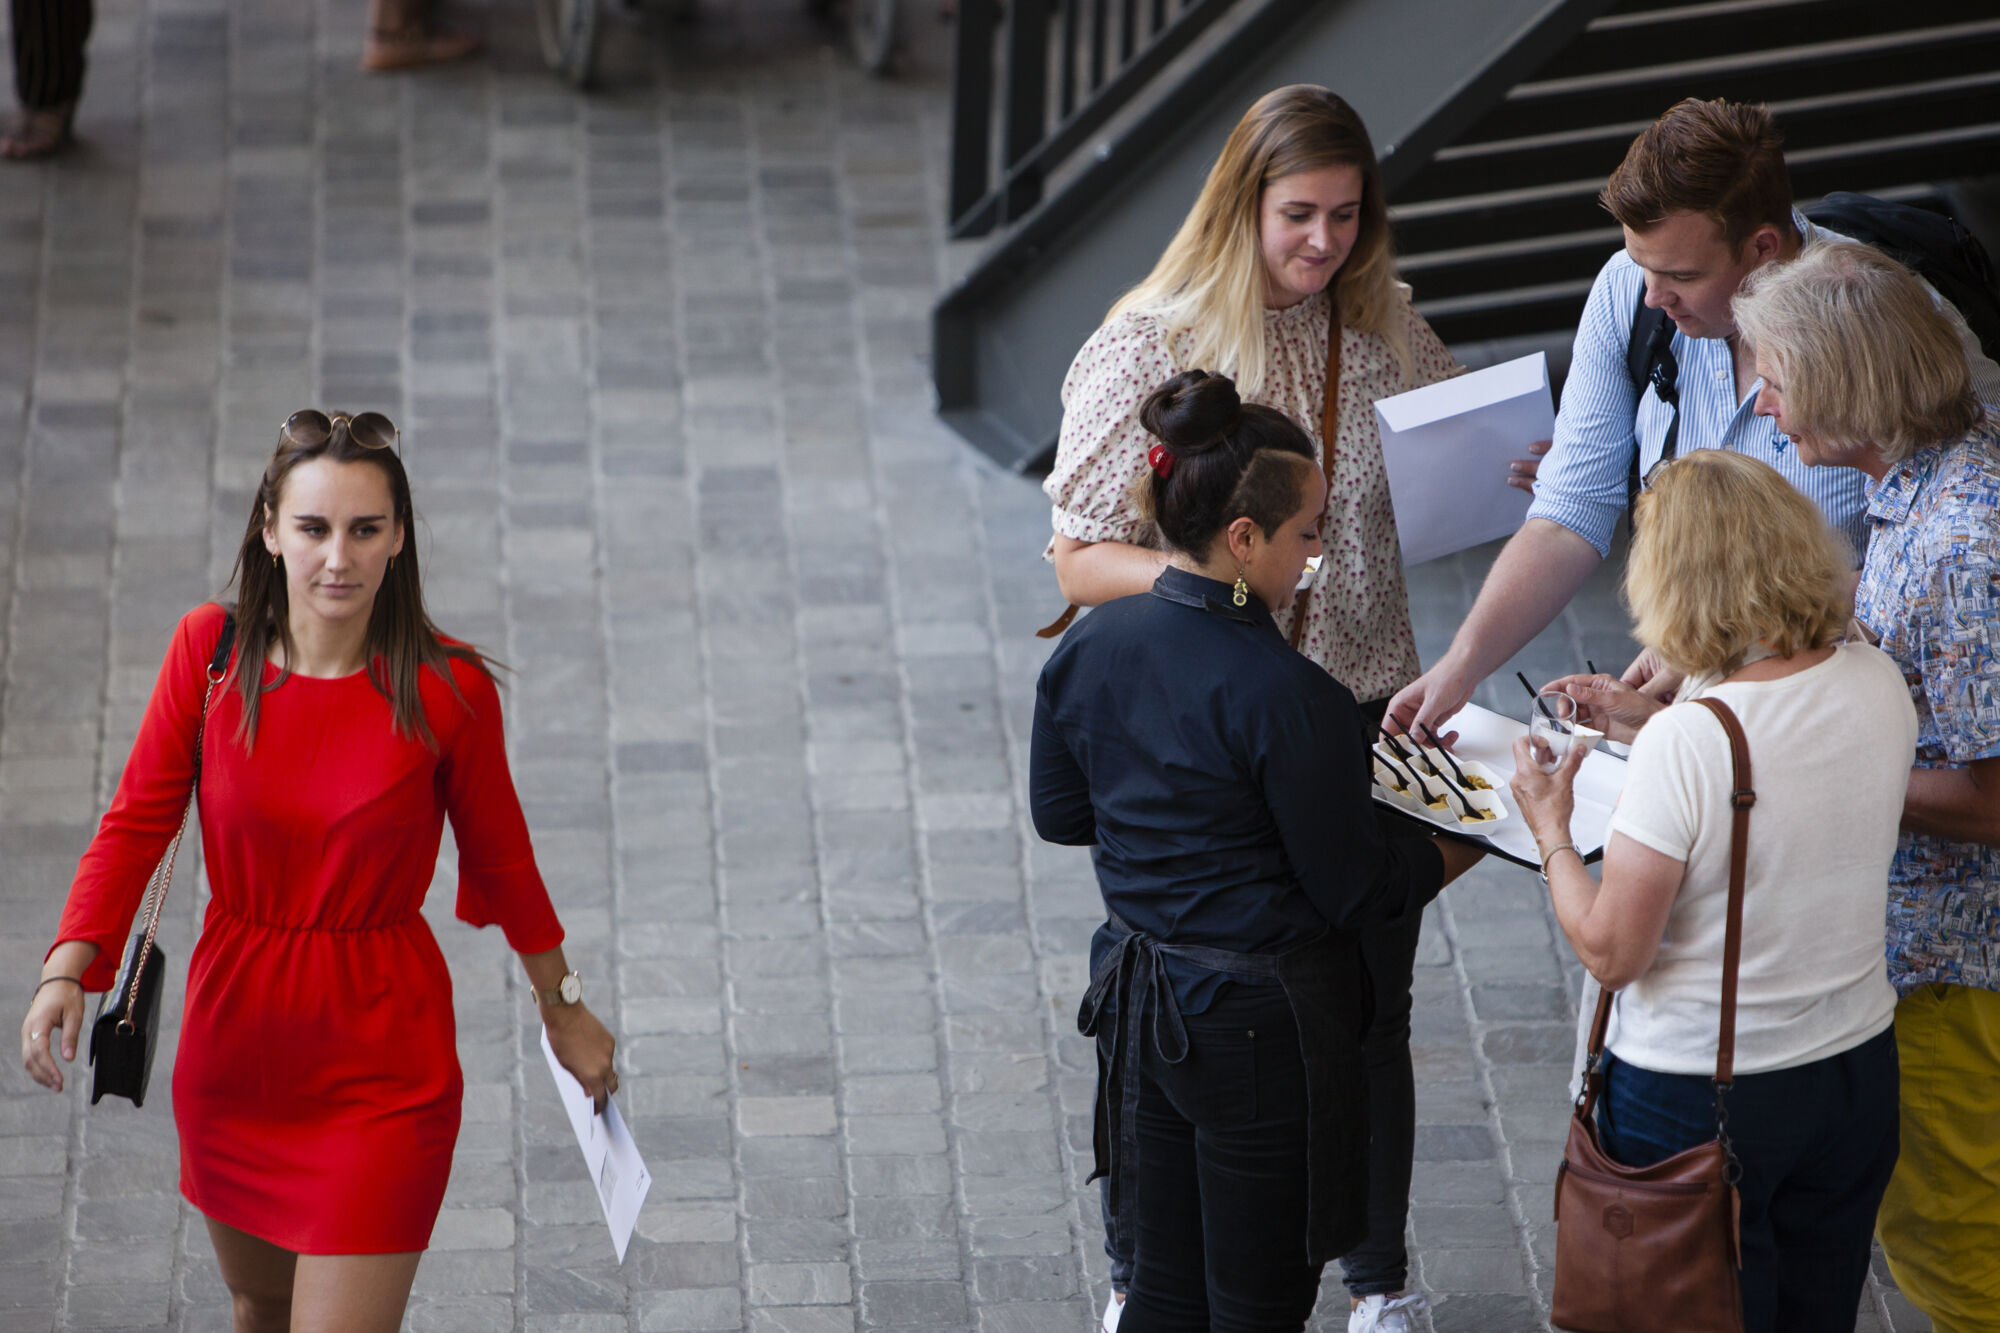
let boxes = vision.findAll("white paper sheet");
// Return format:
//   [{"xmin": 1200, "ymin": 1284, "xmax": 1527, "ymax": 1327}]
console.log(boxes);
[
  {"xmin": 1376, "ymin": 702, "xmax": 1626, "ymax": 868},
  {"xmin": 1374, "ymin": 352, "xmax": 1554, "ymax": 566},
  {"xmin": 540, "ymin": 1028, "xmax": 651, "ymax": 1263}
]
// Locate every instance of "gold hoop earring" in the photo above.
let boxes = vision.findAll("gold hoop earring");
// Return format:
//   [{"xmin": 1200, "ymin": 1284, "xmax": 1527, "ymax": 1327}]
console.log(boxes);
[{"xmin": 1232, "ymin": 570, "xmax": 1249, "ymax": 608}]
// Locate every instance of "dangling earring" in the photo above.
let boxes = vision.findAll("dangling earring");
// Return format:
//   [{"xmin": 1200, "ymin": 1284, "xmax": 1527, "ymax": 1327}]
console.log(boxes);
[
  {"xmin": 1232, "ymin": 569, "xmax": 1249, "ymax": 608},
  {"xmin": 388, "ymin": 554, "xmax": 395, "ymax": 571},
  {"xmin": 272, "ymin": 552, "xmax": 279, "ymax": 568}
]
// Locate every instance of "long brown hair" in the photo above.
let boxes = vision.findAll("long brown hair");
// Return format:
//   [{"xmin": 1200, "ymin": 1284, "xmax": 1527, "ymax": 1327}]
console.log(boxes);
[
  {"xmin": 1110, "ymin": 84, "xmax": 1411, "ymax": 398},
  {"xmin": 227, "ymin": 414, "xmax": 493, "ymax": 749}
]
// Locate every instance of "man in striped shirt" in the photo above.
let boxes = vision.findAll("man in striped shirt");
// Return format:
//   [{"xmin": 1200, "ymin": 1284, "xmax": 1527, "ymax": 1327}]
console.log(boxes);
[{"xmin": 1388, "ymin": 98, "xmax": 2000, "ymax": 738}]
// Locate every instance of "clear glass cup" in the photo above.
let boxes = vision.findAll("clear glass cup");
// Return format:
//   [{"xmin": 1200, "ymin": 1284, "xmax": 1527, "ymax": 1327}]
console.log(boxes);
[{"xmin": 1529, "ymin": 690, "xmax": 1579, "ymax": 774}]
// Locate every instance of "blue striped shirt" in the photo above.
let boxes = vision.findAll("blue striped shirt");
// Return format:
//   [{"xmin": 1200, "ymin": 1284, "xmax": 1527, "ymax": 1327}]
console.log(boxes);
[{"xmin": 1528, "ymin": 215, "xmax": 2000, "ymax": 559}]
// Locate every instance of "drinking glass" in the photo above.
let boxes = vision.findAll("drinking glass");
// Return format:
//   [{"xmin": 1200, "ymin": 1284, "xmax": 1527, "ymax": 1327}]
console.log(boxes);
[{"xmin": 1528, "ymin": 690, "xmax": 1579, "ymax": 774}]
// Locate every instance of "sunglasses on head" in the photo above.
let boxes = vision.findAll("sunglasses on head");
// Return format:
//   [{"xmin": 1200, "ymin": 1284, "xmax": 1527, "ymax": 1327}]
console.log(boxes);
[{"xmin": 282, "ymin": 409, "xmax": 400, "ymax": 456}]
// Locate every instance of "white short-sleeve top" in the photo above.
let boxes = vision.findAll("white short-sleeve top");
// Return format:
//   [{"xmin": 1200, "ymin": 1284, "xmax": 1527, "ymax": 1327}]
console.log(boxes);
[
  {"xmin": 1604, "ymin": 643, "xmax": 1916, "ymax": 1076},
  {"xmin": 1044, "ymin": 288, "xmax": 1459, "ymax": 702}
]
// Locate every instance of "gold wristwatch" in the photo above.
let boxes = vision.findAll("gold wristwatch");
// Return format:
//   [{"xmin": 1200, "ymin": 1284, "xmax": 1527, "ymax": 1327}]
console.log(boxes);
[{"xmin": 534, "ymin": 970, "xmax": 582, "ymax": 1008}]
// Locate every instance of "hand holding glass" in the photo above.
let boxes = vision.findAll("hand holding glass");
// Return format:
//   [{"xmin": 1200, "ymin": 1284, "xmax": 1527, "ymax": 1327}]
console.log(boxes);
[{"xmin": 1528, "ymin": 690, "xmax": 1577, "ymax": 774}]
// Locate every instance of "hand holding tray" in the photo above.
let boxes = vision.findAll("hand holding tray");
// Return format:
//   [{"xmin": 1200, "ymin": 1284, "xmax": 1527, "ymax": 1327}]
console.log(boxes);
[{"xmin": 1371, "ymin": 702, "xmax": 1627, "ymax": 869}]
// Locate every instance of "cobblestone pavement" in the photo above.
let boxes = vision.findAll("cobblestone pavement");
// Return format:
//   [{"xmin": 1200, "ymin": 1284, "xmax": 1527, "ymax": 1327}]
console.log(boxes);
[{"xmin": 0, "ymin": 3, "xmax": 1935, "ymax": 1330}]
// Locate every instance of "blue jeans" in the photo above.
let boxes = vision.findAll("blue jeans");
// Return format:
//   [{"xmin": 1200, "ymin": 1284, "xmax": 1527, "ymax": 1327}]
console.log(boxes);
[{"xmin": 1597, "ymin": 1027, "xmax": 1900, "ymax": 1333}]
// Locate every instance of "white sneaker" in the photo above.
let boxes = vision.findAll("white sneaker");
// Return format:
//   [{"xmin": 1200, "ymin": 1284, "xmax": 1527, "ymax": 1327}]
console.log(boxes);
[
  {"xmin": 1102, "ymin": 1290, "xmax": 1125, "ymax": 1332},
  {"xmin": 1348, "ymin": 1291, "xmax": 1427, "ymax": 1332}
]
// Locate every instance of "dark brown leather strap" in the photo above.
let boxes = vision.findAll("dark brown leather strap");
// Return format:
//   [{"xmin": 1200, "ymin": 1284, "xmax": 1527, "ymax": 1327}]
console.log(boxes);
[
  {"xmin": 1035, "ymin": 603, "xmax": 1081, "ymax": 639},
  {"xmin": 1288, "ymin": 301, "xmax": 1342, "ymax": 651},
  {"xmin": 1579, "ymin": 694, "xmax": 1754, "ymax": 1107},
  {"xmin": 1691, "ymin": 696, "xmax": 1754, "ymax": 1087},
  {"xmin": 1578, "ymin": 985, "xmax": 1615, "ymax": 1119}
]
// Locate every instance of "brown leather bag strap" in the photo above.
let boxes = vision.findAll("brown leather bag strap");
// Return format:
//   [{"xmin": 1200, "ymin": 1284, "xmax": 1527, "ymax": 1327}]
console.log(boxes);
[
  {"xmin": 1577, "ymin": 695, "xmax": 1754, "ymax": 1110},
  {"xmin": 1576, "ymin": 984, "xmax": 1617, "ymax": 1119},
  {"xmin": 1691, "ymin": 696, "xmax": 1754, "ymax": 1088},
  {"xmin": 1035, "ymin": 603, "xmax": 1081, "ymax": 639},
  {"xmin": 1288, "ymin": 301, "xmax": 1342, "ymax": 651}
]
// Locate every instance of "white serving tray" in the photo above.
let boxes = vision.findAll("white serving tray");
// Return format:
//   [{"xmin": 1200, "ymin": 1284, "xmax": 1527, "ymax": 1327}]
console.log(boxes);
[{"xmin": 1372, "ymin": 702, "xmax": 1627, "ymax": 869}]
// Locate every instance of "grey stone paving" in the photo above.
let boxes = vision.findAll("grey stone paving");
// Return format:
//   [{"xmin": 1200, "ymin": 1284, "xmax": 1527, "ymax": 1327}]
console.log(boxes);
[{"xmin": 0, "ymin": 2, "xmax": 1933, "ymax": 1330}]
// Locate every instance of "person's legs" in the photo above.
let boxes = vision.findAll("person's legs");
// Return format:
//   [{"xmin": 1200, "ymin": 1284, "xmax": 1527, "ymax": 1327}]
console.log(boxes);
[
  {"xmin": 1100, "ymin": 1179, "xmax": 1131, "ymax": 1327},
  {"xmin": 1597, "ymin": 1052, "xmax": 1783, "ymax": 1333},
  {"xmin": 1876, "ymin": 984, "xmax": 2000, "ymax": 1333},
  {"xmin": 1124, "ymin": 985, "xmax": 1323, "ymax": 1333},
  {"xmin": 1192, "ymin": 1009, "xmax": 1323, "ymax": 1333},
  {"xmin": 1117, "ymin": 1058, "xmax": 1209, "ymax": 1332},
  {"xmin": 1338, "ymin": 909, "xmax": 1421, "ymax": 1304},
  {"xmin": 1341, "ymin": 693, "xmax": 1426, "ymax": 1323},
  {"xmin": 203, "ymin": 1218, "xmax": 297, "ymax": 1333},
  {"xmin": 291, "ymin": 1252, "xmax": 424, "ymax": 1333},
  {"xmin": 1765, "ymin": 1028, "xmax": 1900, "ymax": 1333},
  {"xmin": 4, "ymin": 0, "xmax": 92, "ymax": 159},
  {"xmin": 361, "ymin": 0, "xmax": 479, "ymax": 72},
  {"xmin": 204, "ymin": 1216, "xmax": 424, "ymax": 1333}
]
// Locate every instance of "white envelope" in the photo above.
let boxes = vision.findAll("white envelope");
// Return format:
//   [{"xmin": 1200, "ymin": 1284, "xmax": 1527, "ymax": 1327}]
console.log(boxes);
[
  {"xmin": 541, "ymin": 1028, "xmax": 652, "ymax": 1263},
  {"xmin": 1374, "ymin": 352, "xmax": 1553, "ymax": 566}
]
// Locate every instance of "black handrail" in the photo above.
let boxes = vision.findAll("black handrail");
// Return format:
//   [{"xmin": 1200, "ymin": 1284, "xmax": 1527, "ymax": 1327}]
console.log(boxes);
[{"xmin": 948, "ymin": 0, "xmax": 1239, "ymax": 239}]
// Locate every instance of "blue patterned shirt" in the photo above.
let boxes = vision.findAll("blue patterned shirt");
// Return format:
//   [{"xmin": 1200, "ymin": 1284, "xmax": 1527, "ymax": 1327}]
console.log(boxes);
[
  {"xmin": 1530, "ymin": 216, "xmax": 2000, "ymax": 561},
  {"xmin": 1855, "ymin": 410, "xmax": 2000, "ymax": 994}
]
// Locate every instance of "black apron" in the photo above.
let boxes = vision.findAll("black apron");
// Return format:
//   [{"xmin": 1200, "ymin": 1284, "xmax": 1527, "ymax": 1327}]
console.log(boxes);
[{"xmin": 1078, "ymin": 911, "xmax": 1376, "ymax": 1267}]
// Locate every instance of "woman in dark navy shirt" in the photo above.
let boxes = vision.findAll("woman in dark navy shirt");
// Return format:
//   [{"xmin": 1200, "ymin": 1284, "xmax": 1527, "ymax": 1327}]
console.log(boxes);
[{"xmin": 1031, "ymin": 371, "xmax": 1484, "ymax": 1332}]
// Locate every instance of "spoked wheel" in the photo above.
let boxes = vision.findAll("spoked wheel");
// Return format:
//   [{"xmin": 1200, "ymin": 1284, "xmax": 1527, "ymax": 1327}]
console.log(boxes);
[
  {"xmin": 847, "ymin": 0, "xmax": 896, "ymax": 74},
  {"xmin": 533, "ymin": 0, "xmax": 600, "ymax": 88}
]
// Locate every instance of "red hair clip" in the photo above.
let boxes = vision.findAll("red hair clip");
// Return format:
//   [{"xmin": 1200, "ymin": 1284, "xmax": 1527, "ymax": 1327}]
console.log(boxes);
[{"xmin": 1147, "ymin": 443, "xmax": 1175, "ymax": 478}]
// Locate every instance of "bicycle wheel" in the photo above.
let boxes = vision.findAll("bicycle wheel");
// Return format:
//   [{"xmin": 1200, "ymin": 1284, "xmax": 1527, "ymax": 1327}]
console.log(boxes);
[
  {"xmin": 533, "ymin": 0, "xmax": 599, "ymax": 88},
  {"xmin": 847, "ymin": 0, "xmax": 896, "ymax": 74}
]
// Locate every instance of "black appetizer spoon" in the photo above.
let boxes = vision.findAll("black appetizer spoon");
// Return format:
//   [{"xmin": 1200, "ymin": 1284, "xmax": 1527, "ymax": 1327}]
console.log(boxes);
[{"xmin": 1417, "ymin": 722, "xmax": 1476, "ymax": 791}]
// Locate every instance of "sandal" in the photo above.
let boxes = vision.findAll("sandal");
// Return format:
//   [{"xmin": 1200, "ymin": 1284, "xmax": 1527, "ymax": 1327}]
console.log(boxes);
[
  {"xmin": 362, "ymin": 24, "xmax": 481, "ymax": 72},
  {"xmin": 1, "ymin": 103, "xmax": 76, "ymax": 161}
]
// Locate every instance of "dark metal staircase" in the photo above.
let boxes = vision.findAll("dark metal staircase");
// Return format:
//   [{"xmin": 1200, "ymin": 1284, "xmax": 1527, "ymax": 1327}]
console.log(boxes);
[{"xmin": 934, "ymin": 0, "xmax": 2000, "ymax": 473}]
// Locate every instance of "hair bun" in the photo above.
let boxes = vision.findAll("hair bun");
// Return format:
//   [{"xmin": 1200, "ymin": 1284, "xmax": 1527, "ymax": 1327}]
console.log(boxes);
[{"xmin": 1139, "ymin": 370, "xmax": 1241, "ymax": 455}]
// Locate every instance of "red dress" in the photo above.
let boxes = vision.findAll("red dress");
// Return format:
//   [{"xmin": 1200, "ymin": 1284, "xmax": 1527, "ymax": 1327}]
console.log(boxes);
[{"xmin": 53, "ymin": 604, "xmax": 564, "ymax": 1253}]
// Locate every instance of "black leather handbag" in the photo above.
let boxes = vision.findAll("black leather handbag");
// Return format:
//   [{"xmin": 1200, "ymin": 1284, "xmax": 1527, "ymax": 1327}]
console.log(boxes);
[{"xmin": 89, "ymin": 614, "xmax": 235, "ymax": 1107}]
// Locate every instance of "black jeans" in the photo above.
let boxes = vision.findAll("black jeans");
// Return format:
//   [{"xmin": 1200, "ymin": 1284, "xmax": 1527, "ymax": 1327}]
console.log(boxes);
[
  {"xmin": 1119, "ymin": 984, "xmax": 1325, "ymax": 1333},
  {"xmin": 1334, "ymin": 908, "xmax": 1422, "ymax": 1297},
  {"xmin": 1597, "ymin": 1027, "xmax": 1900, "ymax": 1333},
  {"xmin": 1336, "ymin": 691, "xmax": 1418, "ymax": 1298}
]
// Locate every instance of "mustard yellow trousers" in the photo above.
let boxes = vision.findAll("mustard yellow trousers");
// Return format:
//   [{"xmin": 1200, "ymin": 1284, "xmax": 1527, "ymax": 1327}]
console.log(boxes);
[{"xmin": 1877, "ymin": 983, "xmax": 2000, "ymax": 1333}]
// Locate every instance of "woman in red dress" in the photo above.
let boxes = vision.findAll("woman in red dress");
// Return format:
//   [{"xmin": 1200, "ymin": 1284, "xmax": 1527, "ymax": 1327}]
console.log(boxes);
[{"xmin": 19, "ymin": 410, "xmax": 617, "ymax": 1332}]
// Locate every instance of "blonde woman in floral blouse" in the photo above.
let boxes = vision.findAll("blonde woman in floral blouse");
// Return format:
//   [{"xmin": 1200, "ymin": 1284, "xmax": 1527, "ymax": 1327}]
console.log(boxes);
[{"xmin": 1047, "ymin": 85, "xmax": 1497, "ymax": 1333}]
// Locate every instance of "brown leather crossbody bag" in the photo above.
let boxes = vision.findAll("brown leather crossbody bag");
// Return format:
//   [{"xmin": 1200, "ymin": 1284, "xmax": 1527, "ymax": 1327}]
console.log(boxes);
[{"xmin": 1549, "ymin": 695, "xmax": 1751, "ymax": 1333}]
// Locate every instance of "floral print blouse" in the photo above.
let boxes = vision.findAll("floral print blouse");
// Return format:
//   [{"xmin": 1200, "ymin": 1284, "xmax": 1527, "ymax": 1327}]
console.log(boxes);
[
  {"xmin": 1044, "ymin": 288, "xmax": 1461, "ymax": 702},
  {"xmin": 1854, "ymin": 410, "xmax": 2000, "ymax": 994}
]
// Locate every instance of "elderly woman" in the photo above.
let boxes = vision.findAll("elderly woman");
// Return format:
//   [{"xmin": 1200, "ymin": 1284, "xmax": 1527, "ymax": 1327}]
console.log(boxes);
[
  {"xmin": 1730, "ymin": 240, "xmax": 2000, "ymax": 1333},
  {"xmin": 1510, "ymin": 448, "xmax": 1916, "ymax": 1332},
  {"xmin": 1032, "ymin": 370, "xmax": 1484, "ymax": 1332}
]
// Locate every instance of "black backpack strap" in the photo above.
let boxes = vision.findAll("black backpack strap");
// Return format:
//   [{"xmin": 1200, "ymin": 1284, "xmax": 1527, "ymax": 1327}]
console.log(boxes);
[{"xmin": 1624, "ymin": 288, "xmax": 1680, "ymax": 529}]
